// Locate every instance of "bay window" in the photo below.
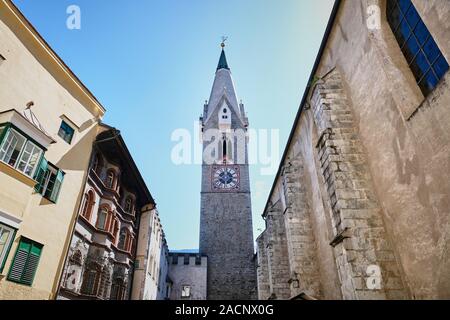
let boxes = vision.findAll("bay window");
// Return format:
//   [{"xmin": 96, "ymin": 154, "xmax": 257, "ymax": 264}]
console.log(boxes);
[
  {"xmin": 0, "ymin": 127, "xmax": 43, "ymax": 178},
  {"xmin": 0, "ymin": 223, "xmax": 16, "ymax": 273}
]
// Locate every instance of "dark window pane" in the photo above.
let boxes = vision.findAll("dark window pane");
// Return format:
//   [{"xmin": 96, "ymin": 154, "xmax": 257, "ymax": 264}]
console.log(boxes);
[
  {"xmin": 403, "ymin": 35, "xmax": 420, "ymax": 63},
  {"xmin": 418, "ymin": 70, "xmax": 438, "ymax": 95},
  {"xmin": 395, "ymin": 18, "xmax": 411, "ymax": 48},
  {"xmin": 410, "ymin": 51, "xmax": 430, "ymax": 81},
  {"xmin": 433, "ymin": 55, "xmax": 450, "ymax": 80},
  {"xmin": 405, "ymin": 5, "xmax": 420, "ymax": 28},
  {"xmin": 398, "ymin": 0, "xmax": 412, "ymax": 13},
  {"xmin": 388, "ymin": 3, "xmax": 402, "ymax": 30},
  {"xmin": 423, "ymin": 37, "xmax": 441, "ymax": 63},
  {"xmin": 386, "ymin": 0, "xmax": 397, "ymax": 13},
  {"xmin": 414, "ymin": 20, "xmax": 429, "ymax": 45},
  {"xmin": 398, "ymin": 18, "xmax": 412, "ymax": 40}
]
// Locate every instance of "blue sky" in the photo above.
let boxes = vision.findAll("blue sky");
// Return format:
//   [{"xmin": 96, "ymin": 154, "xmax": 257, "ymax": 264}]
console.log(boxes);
[{"xmin": 13, "ymin": 0, "xmax": 334, "ymax": 250}]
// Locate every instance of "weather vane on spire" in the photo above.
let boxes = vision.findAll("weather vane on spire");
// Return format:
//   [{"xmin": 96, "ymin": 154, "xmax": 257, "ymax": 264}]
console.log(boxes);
[{"xmin": 221, "ymin": 36, "xmax": 228, "ymax": 48}]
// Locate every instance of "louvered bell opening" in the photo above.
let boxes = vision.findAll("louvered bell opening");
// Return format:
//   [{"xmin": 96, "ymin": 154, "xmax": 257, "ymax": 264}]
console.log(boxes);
[
  {"xmin": 9, "ymin": 249, "xmax": 28, "ymax": 282},
  {"xmin": 22, "ymin": 253, "xmax": 40, "ymax": 285}
]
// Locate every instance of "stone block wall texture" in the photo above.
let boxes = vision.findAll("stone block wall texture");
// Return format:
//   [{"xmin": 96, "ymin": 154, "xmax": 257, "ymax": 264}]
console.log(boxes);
[
  {"xmin": 311, "ymin": 69, "xmax": 408, "ymax": 300},
  {"xmin": 168, "ymin": 255, "xmax": 207, "ymax": 300},
  {"xmin": 199, "ymin": 191, "xmax": 257, "ymax": 300},
  {"xmin": 257, "ymin": 0, "xmax": 450, "ymax": 300},
  {"xmin": 281, "ymin": 158, "xmax": 322, "ymax": 298},
  {"xmin": 264, "ymin": 202, "xmax": 291, "ymax": 300},
  {"xmin": 256, "ymin": 231, "xmax": 270, "ymax": 300}
]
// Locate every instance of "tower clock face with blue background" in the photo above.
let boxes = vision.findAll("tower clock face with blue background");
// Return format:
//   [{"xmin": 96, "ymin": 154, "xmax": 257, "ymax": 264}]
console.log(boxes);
[{"xmin": 212, "ymin": 166, "xmax": 240, "ymax": 191}]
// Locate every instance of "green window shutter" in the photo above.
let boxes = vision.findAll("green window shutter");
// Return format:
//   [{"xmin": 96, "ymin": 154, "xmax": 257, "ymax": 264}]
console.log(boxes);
[
  {"xmin": 7, "ymin": 239, "xmax": 30, "ymax": 282},
  {"xmin": 7, "ymin": 238, "xmax": 42, "ymax": 286},
  {"xmin": 21, "ymin": 243, "xmax": 42, "ymax": 285},
  {"xmin": 34, "ymin": 157, "xmax": 48, "ymax": 194},
  {"xmin": 49, "ymin": 169, "xmax": 64, "ymax": 203}
]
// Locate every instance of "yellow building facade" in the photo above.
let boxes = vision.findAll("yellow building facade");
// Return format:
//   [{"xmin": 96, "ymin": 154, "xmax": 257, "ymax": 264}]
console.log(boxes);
[{"xmin": 0, "ymin": 0, "xmax": 105, "ymax": 299}]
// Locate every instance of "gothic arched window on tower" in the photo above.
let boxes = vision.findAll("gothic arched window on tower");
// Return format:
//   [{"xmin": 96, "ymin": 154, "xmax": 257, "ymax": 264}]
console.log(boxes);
[
  {"xmin": 222, "ymin": 139, "xmax": 227, "ymax": 160},
  {"xmin": 219, "ymin": 137, "xmax": 233, "ymax": 164},
  {"xmin": 227, "ymin": 139, "xmax": 233, "ymax": 162},
  {"xmin": 387, "ymin": 0, "xmax": 449, "ymax": 96}
]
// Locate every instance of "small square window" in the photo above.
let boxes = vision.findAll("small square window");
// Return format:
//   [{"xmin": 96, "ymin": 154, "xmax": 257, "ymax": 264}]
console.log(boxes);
[
  {"xmin": 181, "ymin": 285, "xmax": 191, "ymax": 298},
  {"xmin": 58, "ymin": 120, "xmax": 75, "ymax": 144}
]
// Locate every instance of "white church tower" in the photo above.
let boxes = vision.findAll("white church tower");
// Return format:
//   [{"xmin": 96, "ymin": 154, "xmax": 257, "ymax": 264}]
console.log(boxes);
[{"xmin": 199, "ymin": 42, "xmax": 257, "ymax": 300}]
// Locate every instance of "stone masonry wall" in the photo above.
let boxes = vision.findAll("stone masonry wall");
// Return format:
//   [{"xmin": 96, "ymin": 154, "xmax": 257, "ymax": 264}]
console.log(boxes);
[
  {"xmin": 310, "ymin": 69, "xmax": 407, "ymax": 299},
  {"xmin": 256, "ymin": 231, "xmax": 270, "ymax": 300},
  {"xmin": 265, "ymin": 201, "xmax": 291, "ymax": 300},
  {"xmin": 281, "ymin": 158, "xmax": 322, "ymax": 298}
]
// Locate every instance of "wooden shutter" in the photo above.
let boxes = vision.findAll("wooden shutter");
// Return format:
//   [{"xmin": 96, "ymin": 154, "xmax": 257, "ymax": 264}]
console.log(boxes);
[
  {"xmin": 21, "ymin": 243, "xmax": 42, "ymax": 285},
  {"xmin": 8, "ymin": 238, "xmax": 42, "ymax": 286},
  {"xmin": 49, "ymin": 169, "xmax": 65, "ymax": 203},
  {"xmin": 8, "ymin": 239, "xmax": 30, "ymax": 282},
  {"xmin": 34, "ymin": 157, "xmax": 48, "ymax": 194}
]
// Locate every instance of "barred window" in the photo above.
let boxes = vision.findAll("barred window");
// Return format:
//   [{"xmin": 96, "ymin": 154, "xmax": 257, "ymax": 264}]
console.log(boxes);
[{"xmin": 387, "ymin": 0, "xmax": 449, "ymax": 96}]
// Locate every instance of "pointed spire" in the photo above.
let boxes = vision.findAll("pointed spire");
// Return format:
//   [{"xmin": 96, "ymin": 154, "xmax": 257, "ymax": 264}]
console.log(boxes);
[{"xmin": 217, "ymin": 40, "xmax": 230, "ymax": 71}]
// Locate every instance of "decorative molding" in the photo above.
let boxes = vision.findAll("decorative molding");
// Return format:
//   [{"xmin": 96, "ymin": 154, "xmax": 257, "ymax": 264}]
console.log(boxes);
[{"xmin": 0, "ymin": 209, "xmax": 21, "ymax": 229}]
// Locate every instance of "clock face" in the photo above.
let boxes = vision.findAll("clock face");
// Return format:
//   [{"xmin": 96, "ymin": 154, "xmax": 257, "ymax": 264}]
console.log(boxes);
[{"xmin": 212, "ymin": 166, "xmax": 240, "ymax": 191}]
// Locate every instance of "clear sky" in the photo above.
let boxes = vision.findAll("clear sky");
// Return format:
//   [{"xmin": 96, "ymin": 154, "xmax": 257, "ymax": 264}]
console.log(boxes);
[{"xmin": 13, "ymin": 0, "xmax": 335, "ymax": 250}]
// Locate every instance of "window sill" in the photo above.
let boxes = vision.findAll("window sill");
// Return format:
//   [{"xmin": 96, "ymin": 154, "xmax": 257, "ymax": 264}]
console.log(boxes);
[
  {"xmin": 6, "ymin": 277, "xmax": 32, "ymax": 287},
  {"xmin": 0, "ymin": 161, "xmax": 37, "ymax": 188},
  {"xmin": 407, "ymin": 72, "xmax": 449, "ymax": 121}
]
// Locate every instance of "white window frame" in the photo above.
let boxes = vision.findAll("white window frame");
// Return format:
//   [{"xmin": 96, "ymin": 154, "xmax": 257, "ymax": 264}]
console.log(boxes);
[
  {"xmin": 0, "ymin": 128, "xmax": 43, "ymax": 178},
  {"xmin": 0, "ymin": 128, "xmax": 27, "ymax": 166},
  {"xmin": 0, "ymin": 222, "xmax": 15, "ymax": 270},
  {"xmin": 17, "ymin": 141, "xmax": 43, "ymax": 177},
  {"xmin": 41, "ymin": 163, "xmax": 58, "ymax": 198}
]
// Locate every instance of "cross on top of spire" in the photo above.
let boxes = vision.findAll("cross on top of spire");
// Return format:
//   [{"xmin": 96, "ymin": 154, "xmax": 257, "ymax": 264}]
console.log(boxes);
[{"xmin": 221, "ymin": 36, "xmax": 228, "ymax": 48}]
